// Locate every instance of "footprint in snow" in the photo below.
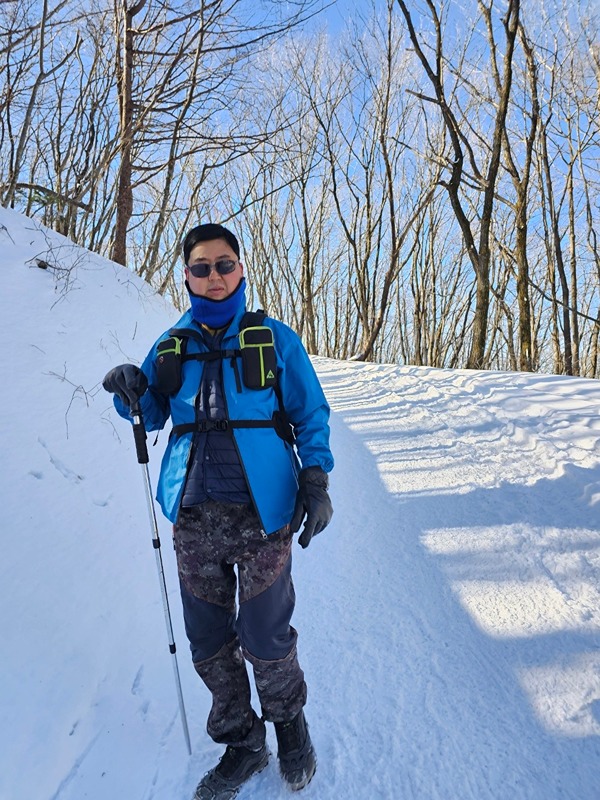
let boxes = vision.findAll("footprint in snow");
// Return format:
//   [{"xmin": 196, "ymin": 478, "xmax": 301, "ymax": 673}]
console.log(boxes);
[{"xmin": 38, "ymin": 437, "xmax": 84, "ymax": 483}]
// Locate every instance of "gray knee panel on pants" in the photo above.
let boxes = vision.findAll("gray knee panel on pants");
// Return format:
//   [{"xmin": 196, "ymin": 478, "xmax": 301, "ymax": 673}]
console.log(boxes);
[
  {"xmin": 180, "ymin": 579, "xmax": 237, "ymax": 662},
  {"xmin": 237, "ymin": 555, "xmax": 297, "ymax": 660},
  {"xmin": 179, "ymin": 555, "xmax": 297, "ymax": 662}
]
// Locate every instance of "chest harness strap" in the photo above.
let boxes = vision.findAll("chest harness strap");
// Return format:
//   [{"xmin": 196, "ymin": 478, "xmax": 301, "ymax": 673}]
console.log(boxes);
[{"xmin": 159, "ymin": 312, "xmax": 294, "ymax": 446}]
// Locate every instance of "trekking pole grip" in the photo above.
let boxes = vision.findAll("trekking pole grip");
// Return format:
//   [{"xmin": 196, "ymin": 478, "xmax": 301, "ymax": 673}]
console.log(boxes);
[{"xmin": 131, "ymin": 402, "xmax": 149, "ymax": 464}]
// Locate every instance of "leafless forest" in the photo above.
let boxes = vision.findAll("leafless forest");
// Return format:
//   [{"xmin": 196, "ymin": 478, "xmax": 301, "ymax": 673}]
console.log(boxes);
[{"xmin": 1, "ymin": 0, "xmax": 599, "ymax": 375}]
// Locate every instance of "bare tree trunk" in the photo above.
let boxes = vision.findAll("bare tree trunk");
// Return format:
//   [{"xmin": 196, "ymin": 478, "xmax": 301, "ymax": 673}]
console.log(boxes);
[
  {"xmin": 110, "ymin": 0, "xmax": 146, "ymax": 266},
  {"xmin": 502, "ymin": 22, "xmax": 539, "ymax": 371},
  {"xmin": 567, "ymin": 166, "xmax": 580, "ymax": 375},
  {"xmin": 579, "ymin": 141, "xmax": 600, "ymax": 378},
  {"xmin": 538, "ymin": 119, "xmax": 573, "ymax": 374}
]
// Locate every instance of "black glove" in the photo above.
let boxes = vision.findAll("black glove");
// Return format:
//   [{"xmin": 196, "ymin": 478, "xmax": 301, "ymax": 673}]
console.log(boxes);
[
  {"xmin": 103, "ymin": 363, "xmax": 148, "ymax": 407},
  {"xmin": 290, "ymin": 466, "xmax": 333, "ymax": 549}
]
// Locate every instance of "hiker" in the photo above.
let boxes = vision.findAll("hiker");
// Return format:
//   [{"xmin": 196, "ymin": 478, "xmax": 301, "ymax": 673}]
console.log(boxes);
[{"xmin": 103, "ymin": 223, "xmax": 334, "ymax": 800}]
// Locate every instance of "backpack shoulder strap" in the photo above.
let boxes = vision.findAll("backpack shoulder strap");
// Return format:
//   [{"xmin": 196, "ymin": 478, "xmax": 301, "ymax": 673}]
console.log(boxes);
[
  {"xmin": 168, "ymin": 326, "xmax": 205, "ymax": 345},
  {"xmin": 240, "ymin": 308, "xmax": 267, "ymax": 329}
]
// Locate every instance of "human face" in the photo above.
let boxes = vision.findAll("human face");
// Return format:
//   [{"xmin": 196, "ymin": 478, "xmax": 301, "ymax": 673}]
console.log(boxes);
[{"xmin": 185, "ymin": 238, "xmax": 243, "ymax": 300}]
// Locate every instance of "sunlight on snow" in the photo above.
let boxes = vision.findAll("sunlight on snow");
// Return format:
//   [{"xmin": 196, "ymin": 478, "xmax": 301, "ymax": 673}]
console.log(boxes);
[
  {"xmin": 422, "ymin": 525, "xmax": 600, "ymax": 737},
  {"xmin": 518, "ymin": 655, "xmax": 600, "ymax": 738},
  {"xmin": 421, "ymin": 524, "xmax": 600, "ymax": 640},
  {"xmin": 450, "ymin": 579, "xmax": 589, "ymax": 638}
]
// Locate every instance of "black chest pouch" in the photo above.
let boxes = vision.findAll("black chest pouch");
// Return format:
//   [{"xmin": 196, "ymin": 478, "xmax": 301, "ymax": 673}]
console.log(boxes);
[
  {"xmin": 238, "ymin": 325, "xmax": 278, "ymax": 389},
  {"xmin": 154, "ymin": 320, "xmax": 278, "ymax": 396},
  {"xmin": 155, "ymin": 336, "xmax": 184, "ymax": 394}
]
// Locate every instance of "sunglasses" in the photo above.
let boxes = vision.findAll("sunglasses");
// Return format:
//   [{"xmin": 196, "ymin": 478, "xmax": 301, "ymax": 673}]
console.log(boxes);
[{"xmin": 187, "ymin": 259, "xmax": 238, "ymax": 278}]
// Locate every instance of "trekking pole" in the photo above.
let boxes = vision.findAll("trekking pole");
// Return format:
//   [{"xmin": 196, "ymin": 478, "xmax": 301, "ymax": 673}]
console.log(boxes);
[{"xmin": 130, "ymin": 401, "xmax": 192, "ymax": 756}]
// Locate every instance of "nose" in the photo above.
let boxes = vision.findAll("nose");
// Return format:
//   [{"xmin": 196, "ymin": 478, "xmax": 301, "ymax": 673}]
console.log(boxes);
[{"xmin": 207, "ymin": 265, "xmax": 221, "ymax": 280}]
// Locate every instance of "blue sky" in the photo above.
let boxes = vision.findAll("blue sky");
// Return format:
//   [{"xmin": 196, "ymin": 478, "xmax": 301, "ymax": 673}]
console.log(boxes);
[{"xmin": 319, "ymin": 0, "xmax": 368, "ymax": 34}]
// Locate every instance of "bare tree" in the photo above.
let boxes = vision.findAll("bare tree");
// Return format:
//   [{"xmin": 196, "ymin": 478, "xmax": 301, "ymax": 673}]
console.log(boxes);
[
  {"xmin": 109, "ymin": 0, "xmax": 326, "ymax": 267},
  {"xmin": 395, "ymin": 0, "xmax": 520, "ymax": 369},
  {"xmin": 286, "ymin": 3, "xmax": 437, "ymax": 361},
  {"xmin": 1, "ymin": 0, "xmax": 81, "ymax": 207}
]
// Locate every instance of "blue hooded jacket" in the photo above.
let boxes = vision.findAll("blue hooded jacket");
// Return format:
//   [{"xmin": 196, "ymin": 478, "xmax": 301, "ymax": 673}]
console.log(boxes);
[{"xmin": 114, "ymin": 303, "xmax": 333, "ymax": 534}]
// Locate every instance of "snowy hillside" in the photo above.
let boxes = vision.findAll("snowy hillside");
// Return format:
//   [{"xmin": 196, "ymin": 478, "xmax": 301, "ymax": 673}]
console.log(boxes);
[{"xmin": 1, "ymin": 206, "xmax": 599, "ymax": 800}]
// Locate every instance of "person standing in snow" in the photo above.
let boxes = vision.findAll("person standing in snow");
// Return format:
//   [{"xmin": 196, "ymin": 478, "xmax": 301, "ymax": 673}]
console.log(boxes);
[{"xmin": 103, "ymin": 223, "xmax": 333, "ymax": 800}]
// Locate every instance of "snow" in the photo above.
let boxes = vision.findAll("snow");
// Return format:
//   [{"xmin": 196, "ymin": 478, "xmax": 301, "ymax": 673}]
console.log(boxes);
[{"xmin": 1, "ymin": 205, "xmax": 599, "ymax": 800}]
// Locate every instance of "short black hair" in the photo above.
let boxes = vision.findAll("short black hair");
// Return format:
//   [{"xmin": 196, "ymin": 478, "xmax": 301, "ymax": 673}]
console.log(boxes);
[{"xmin": 183, "ymin": 223, "xmax": 240, "ymax": 264}]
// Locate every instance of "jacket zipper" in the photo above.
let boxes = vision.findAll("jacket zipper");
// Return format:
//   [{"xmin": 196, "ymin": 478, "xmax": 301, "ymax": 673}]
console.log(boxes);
[{"xmin": 177, "ymin": 342, "xmax": 206, "ymax": 511}]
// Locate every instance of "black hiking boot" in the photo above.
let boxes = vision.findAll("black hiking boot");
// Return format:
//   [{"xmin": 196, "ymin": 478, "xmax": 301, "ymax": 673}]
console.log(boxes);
[
  {"xmin": 193, "ymin": 742, "xmax": 269, "ymax": 800},
  {"xmin": 274, "ymin": 710, "xmax": 316, "ymax": 791}
]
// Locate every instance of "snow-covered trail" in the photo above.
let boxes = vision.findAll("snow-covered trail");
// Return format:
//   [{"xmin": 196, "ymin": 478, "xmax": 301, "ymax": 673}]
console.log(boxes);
[{"xmin": 288, "ymin": 360, "xmax": 600, "ymax": 800}]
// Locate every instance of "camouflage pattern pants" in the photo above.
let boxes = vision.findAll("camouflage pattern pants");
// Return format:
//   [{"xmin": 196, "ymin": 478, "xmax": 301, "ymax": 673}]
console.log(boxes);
[{"xmin": 173, "ymin": 501, "xmax": 307, "ymax": 748}]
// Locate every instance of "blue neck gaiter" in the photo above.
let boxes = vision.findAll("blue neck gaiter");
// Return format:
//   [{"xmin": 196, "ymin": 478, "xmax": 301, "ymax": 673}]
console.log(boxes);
[{"xmin": 187, "ymin": 277, "xmax": 246, "ymax": 329}]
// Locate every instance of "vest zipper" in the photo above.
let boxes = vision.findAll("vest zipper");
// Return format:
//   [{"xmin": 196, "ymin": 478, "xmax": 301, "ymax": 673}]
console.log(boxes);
[{"xmin": 220, "ymin": 358, "xmax": 268, "ymax": 537}]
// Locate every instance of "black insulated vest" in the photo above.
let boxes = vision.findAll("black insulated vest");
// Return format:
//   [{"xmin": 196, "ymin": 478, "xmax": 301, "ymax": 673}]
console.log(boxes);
[{"xmin": 181, "ymin": 329, "xmax": 251, "ymax": 507}]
